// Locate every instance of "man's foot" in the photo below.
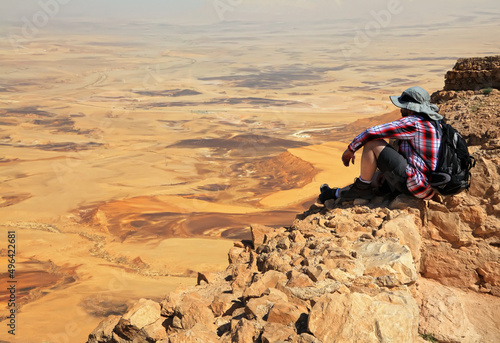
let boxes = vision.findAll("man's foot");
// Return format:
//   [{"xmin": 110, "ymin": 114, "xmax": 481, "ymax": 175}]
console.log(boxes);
[
  {"xmin": 318, "ymin": 184, "xmax": 338, "ymax": 204},
  {"xmin": 340, "ymin": 178, "xmax": 374, "ymax": 201}
]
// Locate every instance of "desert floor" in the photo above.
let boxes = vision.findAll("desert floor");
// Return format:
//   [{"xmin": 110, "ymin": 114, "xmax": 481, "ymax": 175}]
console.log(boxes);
[{"xmin": 0, "ymin": 15, "xmax": 499, "ymax": 342}]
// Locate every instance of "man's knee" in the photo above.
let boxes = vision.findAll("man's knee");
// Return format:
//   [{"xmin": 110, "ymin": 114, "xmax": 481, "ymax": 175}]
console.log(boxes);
[{"xmin": 365, "ymin": 140, "xmax": 388, "ymax": 157}]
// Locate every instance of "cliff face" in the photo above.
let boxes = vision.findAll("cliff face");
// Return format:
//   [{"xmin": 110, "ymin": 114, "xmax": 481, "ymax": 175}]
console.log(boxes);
[
  {"xmin": 87, "ymin": 58, "xmax": 500, "ymax": 343},
  {"xmin": 443, "ymin": 55, "xmax": 500, "ymax": 91}
]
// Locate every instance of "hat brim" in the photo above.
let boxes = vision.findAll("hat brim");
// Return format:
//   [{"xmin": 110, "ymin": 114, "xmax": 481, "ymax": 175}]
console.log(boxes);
[
  {"xmin": 390, "ymin": 95, "xmax": 443, "ymax": 120},
  {"xmin": 390, "ymin": 95, "xmax": 409, "ymax": 109}
]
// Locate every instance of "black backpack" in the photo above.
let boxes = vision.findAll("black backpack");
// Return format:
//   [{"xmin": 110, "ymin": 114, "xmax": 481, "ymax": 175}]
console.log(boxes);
[{"xmin": 424, "ymin": 120, "xmax": 476, "ymax": 196}]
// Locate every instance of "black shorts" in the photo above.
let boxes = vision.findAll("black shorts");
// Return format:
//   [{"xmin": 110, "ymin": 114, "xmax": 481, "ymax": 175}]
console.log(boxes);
[{"xmin": 377, "ymin": 145, "xmax": 411, "ymax": 195}]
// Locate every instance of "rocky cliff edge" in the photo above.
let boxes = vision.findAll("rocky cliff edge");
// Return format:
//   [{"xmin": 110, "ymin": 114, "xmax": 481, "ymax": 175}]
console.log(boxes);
[{"xmin": 87, "ymin": 57, "xmax": 500, "ymax": 343}]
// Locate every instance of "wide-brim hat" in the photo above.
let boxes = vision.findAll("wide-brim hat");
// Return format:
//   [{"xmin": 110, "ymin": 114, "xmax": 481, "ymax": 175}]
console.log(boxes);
[{"xmin": 390, "ymin": 86, "xmax": 443, "ymax": 120}]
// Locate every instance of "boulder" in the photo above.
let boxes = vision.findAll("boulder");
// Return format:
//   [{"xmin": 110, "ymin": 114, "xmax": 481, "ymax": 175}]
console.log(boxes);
[
  {"xmin": 244, "ymin": 288, "xmax": 288, "ymax": 320},
  {"xmin": 266, "ymin": 302, "xmax": 304, "ymax": 326},
  {"xmin": 308, "ymin": 290, "xmax": 419, "ymax": 343},
  {"xmin": 229, "ymin": 258, "xmax": 258, "ymax": 291},
  {"xmin": 231, "ymin": 318, "xmax": 261, "ymax": 343},
  {"xmin": 87, "ymin": 315, "xmax": 120, "ymax": 343},
  {"xmin": 210, "ymin": 292, "xmax": 241, "ymax": 317},
  {"xmin": 261, "ymin": 322, "xmax": 296, "ymax": 343},
  {"xmin": 286, "ymin": 271, "xmax": 315, "ymax": 288},
  {"xmin": 259, "ymin": 253, "xmax": 293, "ymax": 273},
  {"xmin": 420, "ymin": 243, "xmax": 480, "ymax": 289},
  {"xmin": 121, "ymin": 298, "xmax": 161, "ymax": 329},
  {"xmin": 417, "ymin": 279, "xmax": 484, "ymax": 343},
  {"xmin": 322, "ymin": 254, "xmax": 365, "ymax": 278},
  {"xmin": 353, "ymin": 240, "xmax": 417, "ymax": 287},
  {"xmin": 176, "ymin": 294, "xmax": 215, "ymax": 330},
  {"xmin": 243, "ymin": 270, "xmax": 288, "ymax": 298},
  {"xmin": 477, "ymin": 261, "xmax": 500, "ymax": 286},
  {"xmin": 142, "ymin": 317, "xmax": 168, "ymax": 341},
  {"xmin": 459, "ymin": 205, "xmax": 486, "ymax": 228},
  {"xmin": 427, "ymin": 210, "xmax": 474, "ymax": 247},
  {"xmin": 251, "ymin": 224, "xmax": 285, "ymax": 249},
  {"xmin": 112, "ymin": 298, "xmax": 161, "ymax": 341},
  {"xmin": 376, "ymin": 214, "xmax": 422, "ymax": 268},
  {"xmin": 161, "ymin": 292, "xmax": 183, "ymax": 317}
]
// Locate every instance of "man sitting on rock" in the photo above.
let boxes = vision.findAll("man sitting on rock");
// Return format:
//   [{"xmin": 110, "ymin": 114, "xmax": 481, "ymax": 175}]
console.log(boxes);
[{"xmin": 319, "ymin": 86, "xmax": 443, "ymax": 203}]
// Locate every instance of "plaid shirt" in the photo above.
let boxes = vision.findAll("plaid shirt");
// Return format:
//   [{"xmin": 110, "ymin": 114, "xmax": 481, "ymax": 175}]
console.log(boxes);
[{"xmin": 348, "ymin": 115, "xmax": 441, "ymax": 199}]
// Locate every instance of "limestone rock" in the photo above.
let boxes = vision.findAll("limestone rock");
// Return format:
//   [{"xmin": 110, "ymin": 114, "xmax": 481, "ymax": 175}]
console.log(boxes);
[
  {"xmin": 87, "ymin": 315, "xmax": 120, "ymax": 343},
  {"xmin": 376, "ymin": 214, "xmax": 422, "ymax": 268},
  {"xmin": 286, "ymin": 279, "xmax": 341, "ymax": 301},
  {"xmin": 228, "ymin": 245, "xmax": 250, "ymax": 264},
  {"xmin": 167, "ymin": 323, "xmax": 220, "ymax": 343},
  {"xmin": 353, "ymin": 240, "xmax": 417, "ymax": 287},
  {"xmin": 477, "ymin": 261, "xmax": 500, "ymax": 286},
  {"xmin": 176, "ymin": 294, "xmax": 215, "ymax": 330},
  {"xmin": 420, "ymin": 243, "xmax": 480, "ymax": 289},
  {"xmin": 210, "ymin": 293, "xmax": 241, "ymax": 317},
  {"xmin": 142, "ymin": 317, "xmax": 168, "ymax": 341},
  {"xmin": 111, "ymin": 298, "xmax": 162, "ymax": 341},
  {"xmin": 261, "ymin": 322, "xmax": 296, "ymax": 343},
  {"xmin": 231, "ymin": 318, "xmax": 261, "ymax": 343},
  {"xmin": 244, "ymin": 288, "xmax": 288, "ymax": 320},
  {"xmin": 251, "ymin": 224, "xmax": 285, "ymax": 250},
  {"xmin": 308, "ymin": 291, "xmax": 419, "ymax": 342},
  {"xmin": 459, "ymin": 205, "xmax": 486, "ymax": 228},
  {"xmin": 229, "ymin": 257, "xmax": 258, "ymax": 291},
  {"xmin": 161, "ymin": 292, "xmax": 182, "ymax": 317},
  {"xmin": 266, "ymin": 301, "xmax": 304, "ymax": 326},
  {"xmin": 304, "ymin": 265, "xmax": 328, "ymax": 282},
  {"xmin": 417, "ymin": 278, "xmax": 492, "ymax": 343},
  {"xmin": 427, "ymin": 210, "xmax": 474, "ymax": 247},
  {"xmin": 458, "ymin": 286, "xmax": 500, "ymax": 342},
  {"xmin": 322, "ymin": 251, "xmax": 365, "ymax": 277},
  {"xmin": 259, "ymin": 252, "xmax": 292, "ymax": 273},
  {"xmin": 286, "ymin": 271, "xmax": 315, "ymax": 288},
  {"xmin": 113, "ymin": 319, "xmax": 149, "ymax": 342},
  {"xmin": 121, "ymin": 298, "xmax": 161, "ymax": 329},
  {"xmin": 442, "ymin": 56, "xmax": 500, "ymax": 91},
  {"xmin": 298, "ymin": 333, "xmax": 322, "ymax": 343},
  {"xmin": 243, "ymin": 270, "xmax": 288, "ymax": 298}
]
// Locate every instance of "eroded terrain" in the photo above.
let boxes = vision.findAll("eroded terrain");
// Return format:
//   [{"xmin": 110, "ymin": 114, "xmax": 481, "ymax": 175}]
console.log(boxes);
[{"xmin": 0, "ymin": 16, "xmax": 498, "ymax": 342}]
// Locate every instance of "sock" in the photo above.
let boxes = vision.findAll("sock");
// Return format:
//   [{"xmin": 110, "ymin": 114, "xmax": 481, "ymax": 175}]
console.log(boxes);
[{"xmin": 359, "ymin": 177, "xmax": 372, "ymax": 184}]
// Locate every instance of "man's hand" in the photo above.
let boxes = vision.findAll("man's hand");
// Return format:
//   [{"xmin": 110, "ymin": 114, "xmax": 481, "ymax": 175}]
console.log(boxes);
[{"xmin": 342, "ymin": 148, "xmax": 355, "ymax": 167}]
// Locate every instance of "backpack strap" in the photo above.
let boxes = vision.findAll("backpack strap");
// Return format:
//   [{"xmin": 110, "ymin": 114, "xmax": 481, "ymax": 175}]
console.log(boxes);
[{"xmin": 432, "ymin": 120, "xmax": 443, "ymax": 137}]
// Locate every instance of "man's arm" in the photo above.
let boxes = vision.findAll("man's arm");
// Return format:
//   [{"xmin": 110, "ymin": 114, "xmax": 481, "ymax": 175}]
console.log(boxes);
[{"xmin": 348, "ymin": 117, "xmax": 417, "ymax": 152}]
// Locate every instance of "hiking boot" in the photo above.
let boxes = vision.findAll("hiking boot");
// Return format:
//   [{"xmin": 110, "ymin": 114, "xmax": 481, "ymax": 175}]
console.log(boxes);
[
  {"xmin": 340, "ymin": 178, "xmax": 374, "ymax": 201},
  {"xmin": 318, "ymin": 183, "xmax": 338, "ymax": 204}
]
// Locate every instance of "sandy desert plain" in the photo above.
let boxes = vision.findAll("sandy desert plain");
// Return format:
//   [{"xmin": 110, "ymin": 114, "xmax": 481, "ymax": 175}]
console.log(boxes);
[{"xmin": 0, "ymin": 11, "xmax": 499, "ymax": 343}]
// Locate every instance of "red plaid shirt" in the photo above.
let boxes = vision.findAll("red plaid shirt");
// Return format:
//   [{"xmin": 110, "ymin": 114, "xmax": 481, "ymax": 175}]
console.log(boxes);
[{"xmin": 348, "ymin": 115, "xmax": 441, "ymax": 199}]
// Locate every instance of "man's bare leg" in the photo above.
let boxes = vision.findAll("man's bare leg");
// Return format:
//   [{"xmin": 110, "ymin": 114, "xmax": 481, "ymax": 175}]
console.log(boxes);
[{"xmin": 359, "ymin": 139, "xmax": 389, "ymax": 182}]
